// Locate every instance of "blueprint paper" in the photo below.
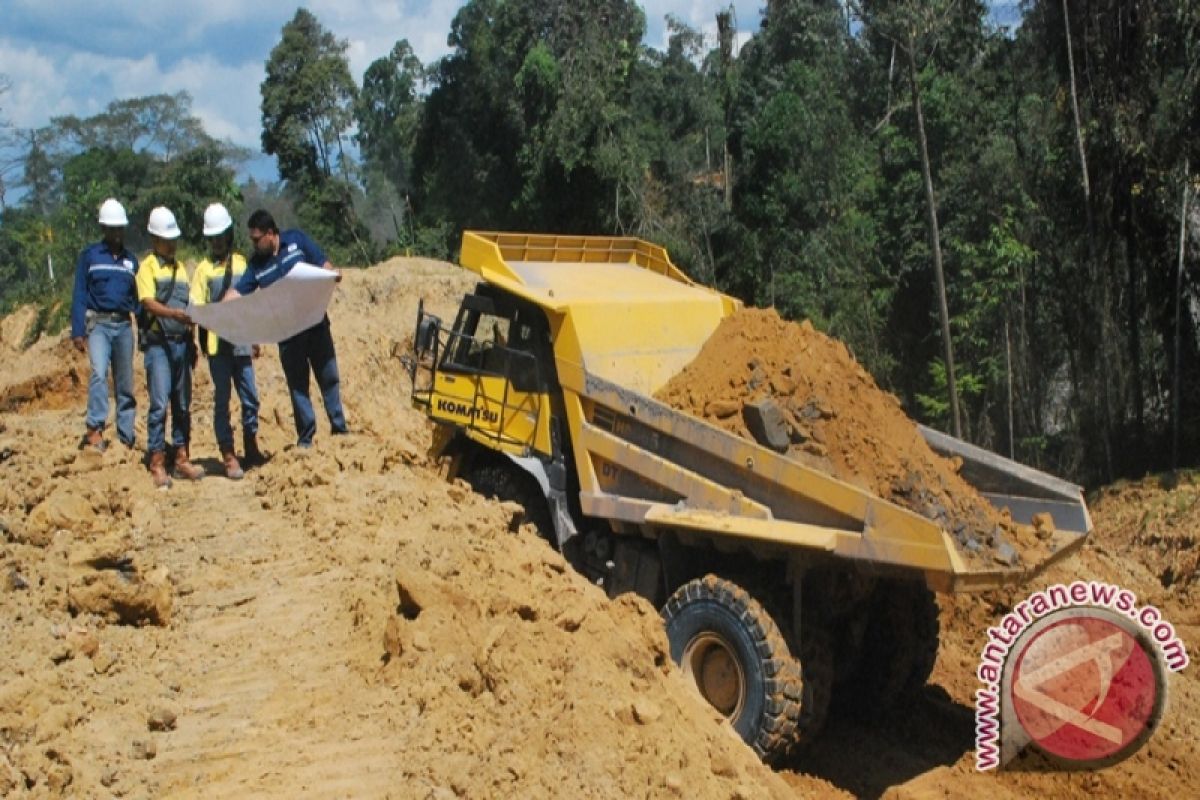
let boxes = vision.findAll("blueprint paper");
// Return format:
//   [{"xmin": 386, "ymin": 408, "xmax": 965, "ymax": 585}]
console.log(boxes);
[{"xmin": 187, "ymin": 263, "xmax": 337, "ymax": 345}]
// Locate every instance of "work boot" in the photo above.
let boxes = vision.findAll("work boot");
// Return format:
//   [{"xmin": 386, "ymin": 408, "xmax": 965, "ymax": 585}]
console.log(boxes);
[
  {"xmin": 242, "ymin": 432, "xmax": 268, "ymax": 467},
  {"xmin": 149, "ymin": 450, "xmax": 172, "ymax": 489},
  {"xmin": 173, "ymin": 445, "xmax": 206, "ymax": 481},
  {"xmin": 221, "ymin": 447, "xmax": 244, "ymax": 480},
  {"xmin": 80, "ymin": 428, "xmax": 107, "ymax": 453}
]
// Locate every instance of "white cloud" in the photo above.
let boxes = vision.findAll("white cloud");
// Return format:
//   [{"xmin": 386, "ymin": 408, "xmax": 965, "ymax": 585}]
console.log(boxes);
[
  {"xmin": 0, "ymin": 41, "xmax": 77, "ymax": 129},
  {"xmin": 641, "ymin": 0, "xmax": 765, "ymax": 49},
  {"xmin": 146, "ymin": 57, "xmax": 267, "ymax": 146},
  {"xmin": 307, "ymin": 0, "xmax": 461, "ymax": 76}
]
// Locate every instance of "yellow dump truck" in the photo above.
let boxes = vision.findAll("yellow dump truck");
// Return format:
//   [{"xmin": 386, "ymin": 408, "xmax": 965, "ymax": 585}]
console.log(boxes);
[{"xmin": 406, "ymin": 231, "xmax": 1091, "ymax": 761}]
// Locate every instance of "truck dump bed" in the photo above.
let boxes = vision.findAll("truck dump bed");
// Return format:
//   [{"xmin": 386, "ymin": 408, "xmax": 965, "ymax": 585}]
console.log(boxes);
[
  {"xmin": 457, "ymin": 232, "xmax": 1091, "ymax": 592},
  {"xmin": 460, "ymin": 232, "xmax": 737, "ymax": 394}
]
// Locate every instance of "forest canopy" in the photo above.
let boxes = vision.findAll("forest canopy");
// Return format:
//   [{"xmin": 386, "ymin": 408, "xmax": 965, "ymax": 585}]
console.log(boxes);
[{"xmin": 1, "ymin": 0, "xmax": 1198, "ymax": 486}]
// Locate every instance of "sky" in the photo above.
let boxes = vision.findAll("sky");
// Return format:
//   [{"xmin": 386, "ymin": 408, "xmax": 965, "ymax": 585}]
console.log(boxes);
[{"xmin": 0, "ymin": 1, "xmax": 1023, "ymax": 185}]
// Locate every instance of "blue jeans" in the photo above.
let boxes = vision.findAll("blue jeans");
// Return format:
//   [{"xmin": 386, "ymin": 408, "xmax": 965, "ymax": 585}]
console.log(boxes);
[
  {"xmin": 208, "ymin": 350, "xmax": 260, "ymax": 449},
  {"xmin": 278, "ymin": 320, "xmax": 347, "ymax": 446},
  {"xmin": 86, "ymin": 319, "xmax": 136, "ymax": 445},
  {"xmin": 144, "ymin": 339, "xmax": 192, "ymax": 454}
]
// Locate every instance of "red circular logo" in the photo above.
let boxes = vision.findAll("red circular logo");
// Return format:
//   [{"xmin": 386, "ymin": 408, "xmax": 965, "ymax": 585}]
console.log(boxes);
[{"xmin": 1008, "ymin": 608, "xmax": 1166, "ymax": 767}]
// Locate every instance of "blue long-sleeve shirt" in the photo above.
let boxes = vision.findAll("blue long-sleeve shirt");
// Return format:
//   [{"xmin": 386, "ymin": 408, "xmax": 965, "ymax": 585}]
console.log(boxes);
[
  {"xmin": 70, "ymin": 241, "xmax": 140, "ymax": 338},
  {"xmin": 235, "ymin": 229, "xmax": 328, "ymax": 295}
]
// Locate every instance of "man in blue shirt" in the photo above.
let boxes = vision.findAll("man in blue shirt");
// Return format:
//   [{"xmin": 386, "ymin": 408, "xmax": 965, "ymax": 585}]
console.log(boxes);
[
  {"xmin": 224, "ymin": 209, "xmax": 348, "ymax": 447},
  {"xmin": 70, "ymin": 198, "xmax": 139, "ymax": 452}
]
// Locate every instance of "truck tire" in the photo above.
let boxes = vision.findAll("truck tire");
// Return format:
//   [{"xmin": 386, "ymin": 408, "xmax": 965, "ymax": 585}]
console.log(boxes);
[
  {"xmin": 461, "ymin": 459, "xmax": 554, "ymax": 540},
  {"xmin": 661, "ymin": 576, "xmax": 803, "ymax": 762},
  {"xmin": 845, "ymin": 579, "xmax": 940, "ymax": 713},
  {"xmin": 902, "ymin": 582, "xmax": 940, "ymax": 695},
  {"xmin": 793, "ymin": 624, "xmax": 834, "ymax": 748}
]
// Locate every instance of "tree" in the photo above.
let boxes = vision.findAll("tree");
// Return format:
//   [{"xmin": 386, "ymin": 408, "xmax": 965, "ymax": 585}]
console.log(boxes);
[
  {"xmin": 853, "ymin": 0, "xmax": 967, "ymax": 437},
  {"xmin": 0, "ymin": 74, "xmax": 14, "ymax": 209},
  {"xmin": 355, "ymin": 40, "xmax": 427, "ymax": 248},
  {"xmin": 0, "ymin": 92, "xmax": 244, "ymax": 323},
  {"xmin": 357, "ymin": 39, "xmax": 425, "ymax": 195},
  {"xmin": 412, "ymin": 0, "xmax": 647, "ymax": 241},
  {"xmin": 722, "ymin": 1, "xmax": 894, "ymax": 376},
  {"xmin": 19, "ymin": 130, "xmax": 60, "ymax": 216},
  {"xmin": 1009, "ymin": 0, "xmax": 1200, "ymax": 481},
  {"xmin": 261, "ymin": 9, "xmax": 358, "ymax": 185},
  {"xmin": 620, "ymin": 16, "xmax": 730, "ymax": 282},
  {"xmin": 50, "ymin": 92, "xmax": 212, "ymax": 160},
  {"xmin": 261, "ymin": 9, "xmax": 368, "ymax": 260}
]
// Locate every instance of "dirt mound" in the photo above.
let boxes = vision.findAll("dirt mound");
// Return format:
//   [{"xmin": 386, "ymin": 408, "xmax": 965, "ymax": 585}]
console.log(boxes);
[
  {"xmin": 2, "ymin": 257, "xmax": 1196, "ymax": 799},
  {"xmin": 0, "ymin": 304, "xmax": 39, "ymax": 351},
  {"xmin": 0, "ymin": 259, "xmax": 822, "ymax": 799},
  {"xmin": 251, "ymin": 439, "xmax": 798, "ymax": 799},
  {"xmin": 656, "ymin": 307, "xmax": 1031, "ymax": 563},
  {"xmin": 1088, "ymin": 474, "xmax": 1200, "ymax": 597},
  {"xmin": 67, "ymin": 532, "xmax": 173, "ymax": 626},
  {"xmin": 0, "ymin": 338, "xmax": 82, "ymax": 413}
]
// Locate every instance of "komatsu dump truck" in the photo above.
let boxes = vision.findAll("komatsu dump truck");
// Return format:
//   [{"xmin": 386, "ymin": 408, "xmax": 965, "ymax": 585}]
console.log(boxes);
[{"xmin": 405, "ymin": 231, "xmax": 1091, "ymax": 761}]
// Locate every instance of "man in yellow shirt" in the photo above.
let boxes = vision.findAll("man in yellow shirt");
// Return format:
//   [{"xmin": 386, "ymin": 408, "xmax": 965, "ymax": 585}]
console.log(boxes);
[
  {"xmin": 190, "ymin": 203, "xmax": 264, "ymax": 479},
  {"xmin": 136, "ymin": 206, "xmax": 205, "ymax": 488}
]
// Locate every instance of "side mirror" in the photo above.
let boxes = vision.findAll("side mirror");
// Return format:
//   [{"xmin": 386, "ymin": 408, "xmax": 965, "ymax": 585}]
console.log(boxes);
[{"xmin": 416, "ymin": 313, "xmax": 441, "ymax": 356}]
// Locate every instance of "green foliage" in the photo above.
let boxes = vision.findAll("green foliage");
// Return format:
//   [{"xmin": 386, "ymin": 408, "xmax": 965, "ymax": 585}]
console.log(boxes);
[
  {"xmin": 916, "ymin": 357, "xmax": 985, "ymax": 428},
  {"xmin": 356, "ymin": 39, "xmax": 425, "ymax": 196},
  {"xmin": 260, "ymin": 9, "xmax": 368, "ymax": 259},
  {"xmin": 412, "ymin": 0, "xmax": 646, "ymax": 234},
  {"xmin": 0, "ymin": 92, "xmax": 242, "ymax": 326},
  {"xmin": 2, "ymin": 0, "xmax": 1200, "ymax": 483},
  {"xmin": 261, "ymin": 9, "xmax": 358, "ymax": 185},
  {"xmin": 49, "ymin": 92, "xmax": 212, "ymax": 159}
]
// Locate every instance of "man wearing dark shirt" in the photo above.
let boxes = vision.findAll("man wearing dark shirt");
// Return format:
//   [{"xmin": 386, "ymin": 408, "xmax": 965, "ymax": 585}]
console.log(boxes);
[
  {"xmin": 70, "ymin": 198, "xmax": 139, "ymax": 452},
  {"xmin": 225, "ymin": 209, "xmax": 348, "ymax": 448}
]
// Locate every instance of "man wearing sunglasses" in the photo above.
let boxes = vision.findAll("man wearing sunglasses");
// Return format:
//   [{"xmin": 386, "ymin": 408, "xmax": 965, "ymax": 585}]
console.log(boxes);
[{"xmin": 224, "ymin": 209, "xmax": 348, "ymax": 448}]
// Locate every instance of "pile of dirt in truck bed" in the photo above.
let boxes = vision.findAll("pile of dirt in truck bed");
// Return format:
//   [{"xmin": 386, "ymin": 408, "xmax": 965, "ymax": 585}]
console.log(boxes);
[{"xmin": 656, "ymin": 307, "xmax": 1037, "ymax": 563}]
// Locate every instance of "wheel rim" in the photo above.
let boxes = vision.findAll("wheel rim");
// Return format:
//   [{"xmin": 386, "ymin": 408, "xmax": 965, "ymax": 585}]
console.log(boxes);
[{"xmin": 681, "ymin": 632, "xmax": 746, "ymax": 720}]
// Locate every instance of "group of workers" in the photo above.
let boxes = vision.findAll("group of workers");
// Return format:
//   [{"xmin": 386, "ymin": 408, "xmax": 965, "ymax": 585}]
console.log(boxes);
[{"xmin": 70, "ymin": 198, "xmax": 348, "ymax": 488}]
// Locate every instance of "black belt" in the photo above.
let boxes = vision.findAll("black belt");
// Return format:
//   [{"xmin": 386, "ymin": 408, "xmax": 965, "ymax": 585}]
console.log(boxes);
[
  {"xmin": 92, "ymin": 310, "xmax": 130, "ymax": 322},
  {"xmin": 144, "ymin": 330, "xmax": 189, "ymax": 343}
]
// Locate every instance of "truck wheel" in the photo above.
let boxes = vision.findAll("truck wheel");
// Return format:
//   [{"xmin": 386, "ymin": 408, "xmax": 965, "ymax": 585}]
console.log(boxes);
[
  {"xmin": 793, "ymin": 624, "xmax": 834, "ymax": 748},
  {"xmin": 661, "ymin": 576, "xmax": 803, "ymax": 762},
  {"xmin": 845, "ymin": 579, "xmax": 940, "ymax": 712},
  {"xmin": 461, "ymin": 460, "xmax": 554, "ymax": 540},
  {"xmin": 902, "ymin": 582, "xmax": 940, "ymax": 695}
]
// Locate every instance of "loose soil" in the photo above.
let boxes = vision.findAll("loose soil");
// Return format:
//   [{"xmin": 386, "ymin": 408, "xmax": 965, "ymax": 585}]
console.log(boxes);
[
  {"xmin": 655, "ymin": 307, "xmax": 1038, "ymax": 565},
  {"xmin": 0, "ymin": 259, "xmax": 1196, "ymax": 798}
]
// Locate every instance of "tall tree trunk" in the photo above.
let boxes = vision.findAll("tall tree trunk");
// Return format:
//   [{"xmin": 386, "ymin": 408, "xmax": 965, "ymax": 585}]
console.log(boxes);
[
  {"xmin": 1174, "ymin": 159, "xmax": 1191, "ymax": 469},
  {"xmin": 1062, "ymin": 0, "xmax": 1113, "ymax": 480},
  {"xmin": 1124, "ymin": 186, "xmax": 1144, "ymax": 465},
  {"xmin": 1005, "ymin": 317, "xmax": 1015, "ymax": 459},
  {"xmin": 906, "ymin": 46, "xmax": 962, "ymax": 438},
  {"xmin": 717, "ymin": 10, "xmax": 735, "ymax": 212},
  {"xmin": 1063, "ymin": 0, "xmax": 1090, "ymax": 205}
]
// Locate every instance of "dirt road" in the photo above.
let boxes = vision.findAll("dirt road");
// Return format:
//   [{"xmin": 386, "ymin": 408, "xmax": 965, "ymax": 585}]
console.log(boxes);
[{"xmin": 1, "ymin": 257, "xmax": 1196, "ymax": 798}]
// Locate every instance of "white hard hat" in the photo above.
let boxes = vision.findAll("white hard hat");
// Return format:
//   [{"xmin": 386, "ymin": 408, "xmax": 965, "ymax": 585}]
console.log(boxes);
[
  {"xmin": 202, "ymin": 203, "xmax": 234, "ymax": 236},
  {"xmin": 98, "ymin": 198, "xmax": 128, "ymax": 227},
  {"xmin": 147, "ymin": 206, "xmax": 181, "ymax": 240}
]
